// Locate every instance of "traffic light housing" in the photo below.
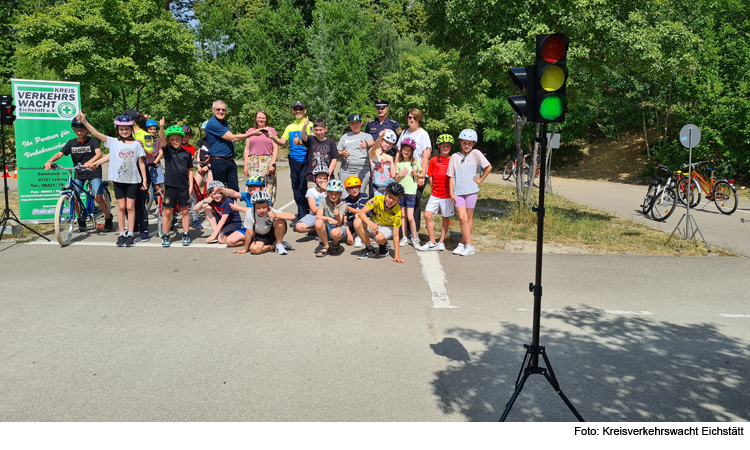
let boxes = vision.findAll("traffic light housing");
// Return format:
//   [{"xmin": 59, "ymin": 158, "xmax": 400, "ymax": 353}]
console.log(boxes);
[
  {"xmin": 507, "ymin": 33, "xmax": 569, "ymax": 123},
  {"xmin": 0, "ymin": 95, "xmax": 16, "ymax": 126}
]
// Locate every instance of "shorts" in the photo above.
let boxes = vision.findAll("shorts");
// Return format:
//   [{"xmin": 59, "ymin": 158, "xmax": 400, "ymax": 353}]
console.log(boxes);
[
  {"xmin": 221, "ymin": 222, "xmax": 241, "ymax": 236},
  {"xmin": 149, "ymin": 166, "xmax": 164, "ymax": 185},
  {"xmin": 113, "ymin": 182, "xmax": 139, "ymax": 200},
  {"xmin": 298, "ymin": 213, "xmax": 317, "ymax": 228},
  {"xmin": 326, "ymin": 223, "xmax": 347, "ymax": 239},
  {"xmin": 425, "ymin": 195, "xmax": 455, "ymax": 217},
  {"xmin": 398, "ymin": 194, "xmax": 417, "ymax": 209},
  {"xmin": 366, "ymin": 224, "xmax": 394, "ymax": 240},
  {"xmin": 163, "ymin": 185, "xmax": 189, "ymax": 209},
  {"xmin": 71, "ymin": 177, "xmax": 105, "ymax": 196},
  {"xmin": 454, "ymin": 193, "xmax": 478, "ymax": 209},
  {"xmin": 236, "ymin": 228, "xmax": 276, "ymax": 246}
]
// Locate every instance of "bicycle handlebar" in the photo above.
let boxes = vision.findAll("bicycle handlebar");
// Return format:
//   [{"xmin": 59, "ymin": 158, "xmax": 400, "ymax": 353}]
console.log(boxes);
[
  {"xmin": 681, "ymin": 161, "xmax": 706, "ymax": 169},
  {"xmin": 49, "ymin": 163, "xmax": 92, "ymax": 171}
]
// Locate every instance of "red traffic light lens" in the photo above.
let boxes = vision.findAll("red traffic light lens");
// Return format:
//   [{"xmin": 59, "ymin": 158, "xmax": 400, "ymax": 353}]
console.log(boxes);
[{"xmin": 541, "ymin": 35, "xmax": 566, "ymax": 62}]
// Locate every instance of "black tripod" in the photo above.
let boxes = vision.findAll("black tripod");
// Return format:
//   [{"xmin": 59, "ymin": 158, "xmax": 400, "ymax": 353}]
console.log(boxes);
[
  {"xmin": 0, "ymin": 122, "xmax": 50, "ymax": 243},
  {"xmin": 499, "ymin": 123, "xmax": 583, "ymax": 422}
]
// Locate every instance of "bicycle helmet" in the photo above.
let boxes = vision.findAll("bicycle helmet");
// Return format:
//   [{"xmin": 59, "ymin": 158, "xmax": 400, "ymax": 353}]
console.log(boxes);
[
  {"xmin": 382, "ymin": 129, "xmax": 397, "ymax": 144},
  {"xmin": 436, "ymin": 134, "xmax": 454, "ymax": 145},
  {"xmin": 165, "ymin": 125, "xmax": 185, "ymax": 137},
  {"xmin": 326, "ymin": 179, "xmax": 344, "ymax": 192},
  {"xmin": 385, "ymin": 181, "xmax": 405, "ymax": 197},
  {"xmin": 200, "ymin": 120, "xmax": 209, "ymax": 130},
  {"xmin": 250, "ymin": 190, "xmax": 272, "ymax": 204},
  {"xmin": 145, "ymin": 120, "xmax": 158, "ymax": 128},
  {"xmin": 312, "ymin": 166, "xmax": 329, "ymax": 177},
  {"xmin": 207, "ymin": 180, "xmax": 225, "ymax": 191},
  {"xmin": 245, "ymin": 176, "xmax": 266, "ymax": 187},
  {"xmin": 182, "ymin": 125, "xmax": 193, "ymax": 135},
  {"xmin": 344, "ymin": 176, "xmax": 362, "ymax": 188},
  {"xmin": 458, "ymin": 129, "xmax": 478, "ymax": 142},
  {"xmin": 71, "ymin": 118, "xmax": 86, "ymax": 129},
  {"xmin": 114, "ymin": 115, "xmax": 134, "ymax": 126},
  {"xmin": 400, "ymin": 138, "xmax": 416, "ymax": 150}
]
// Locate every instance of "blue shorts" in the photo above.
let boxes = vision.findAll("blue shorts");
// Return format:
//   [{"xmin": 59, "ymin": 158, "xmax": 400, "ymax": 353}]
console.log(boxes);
[
  {"xmin": 326, "ymin": 223, "xmax": 347, "ymax": 239},
  {"xmin": 398, "ymin": 194, "xmax": 417, "ymax": 209},
  {"xmin": 71, "ymin": 177, "xmax": 105, "ymax": 196}
]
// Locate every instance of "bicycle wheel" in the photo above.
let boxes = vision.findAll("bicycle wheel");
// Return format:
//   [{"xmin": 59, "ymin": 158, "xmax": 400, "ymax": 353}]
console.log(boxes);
[
  {"xmin": 145, "ymin": 186, "xmax": 155, "ymax": 213},
  {"xmin": 54, "ymin": 194, "xmax": 75, "ymax": 246},
  {"xmin": 651, "ymin": 188, "xmax": 677, "ymax": 222},
  {"xmin": 677, "ymin": 177, "xmax": 701, "ymax": 207},
  {"xmin": 713, "ymin": 181, "xmax": 738, "ymax": 215},
  {"xmin": 503, "ymin": 162, "xmax": 514, "ymax": 181},
  {"xmin": 156, "ymin": 197, "xmax": 164, "ymax": 237},
  {"xmin": 642, "ymin": 183, "xmax": 658, "ymax": 214}
]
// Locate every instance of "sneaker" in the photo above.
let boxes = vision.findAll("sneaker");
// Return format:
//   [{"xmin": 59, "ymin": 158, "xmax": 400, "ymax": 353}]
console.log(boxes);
[
  {"xmin": 140, "ymin": 231, "xmax": 150, "ymax": 242},
  {"xmin": 399, "ymin": 236, "xmax": 409, "ymax": 247},
  {"xmin": 162, "ymin": 234, "xmax": 171, "ymax": 247},
  {"xmin": 437, "ymin": 242, "xmax": 446, "ymax": 251},
  {"xmin": 125, "ymin": 235, "xmax": 135, "ymax": 247},
  {"xmin": 77, "ymin": 218, "xmax": 86, "ymax": 232},
  {"xmin": 276, "ymin": 243, "xmax": 288, "ymax": 255},
  {"xmin": 315, "ymin": 236, "xmax": 321, "ymax": 243},
  {"xmin": 282, "ymin": 240, "xmax": 292, "ymax": 250},
  {"xmin": 453, "ymin": 243, "xmax": 466, "ymax": 255},
  {"xmin": 378, "ymin": 245, "xmax": 390, "ymax": 257},
  {"xmin": 116, "ymin": 235, "xmax": 126, "ymax": 247},
  {"xmin": 412, "ymin": 238, "xmax": 420, "ymax": 249},
  {"xmin": 191, "ymin": 219, "xmax": 203, "ymax": 230},
  {"xmin": 419, "ymin": 241, "xmax": 438, "ymax": 251},
  {"xmin": 182, "ymin": 232, "xmax": 190, "ymax": 246},
  {"xmin": 459, "ymin": 244, "xmax": 475, "ymax": 256},
  {"xmin": 353, "ymin": 236, "xmax": 363, "ymax": 248},
  {"xmin": 103, "ymin": 215, "xmax": 113, "ymax": 232},
  {"xmin": 357, "ymin": 248, "xmax": 376, "ymax": 260}
]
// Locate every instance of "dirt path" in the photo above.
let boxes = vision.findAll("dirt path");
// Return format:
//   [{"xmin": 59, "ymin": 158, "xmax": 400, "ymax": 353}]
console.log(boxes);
[{"xmin": 555, "ymin": 130, "xmax": 649, "ymax": 184}]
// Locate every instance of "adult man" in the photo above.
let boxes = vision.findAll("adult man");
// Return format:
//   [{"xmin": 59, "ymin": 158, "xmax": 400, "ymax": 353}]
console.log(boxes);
[
  {"xmin": 338, "ymin": 113, "xmax": 374, "ymax": 197},
  {"xmin": 269, "ymin": 100, "xmax": 313, "ymax": 219},
  {"xmin": 365, "ymin": 99, "xmax": 401, "ymax": 158},
  {"xmin": 204, "ymin": 100, "xmax": 252, "ymax": 192},
  {"xmin": 124, "ymin": 108, "xmax": 153, "ymax": 241}
]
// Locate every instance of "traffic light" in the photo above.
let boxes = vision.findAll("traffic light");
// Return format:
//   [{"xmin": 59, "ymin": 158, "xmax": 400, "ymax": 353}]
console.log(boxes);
[
  {"xmin": 534, "ymin": 33, "xmax": 568, "ymax": 123},
  {"xmin": 507, "ymin": 65, "xmax": 535, "ymax": 122},
  {"xmin": 0, "ymin": 95, "xmax": 16, "ymax": 126}
]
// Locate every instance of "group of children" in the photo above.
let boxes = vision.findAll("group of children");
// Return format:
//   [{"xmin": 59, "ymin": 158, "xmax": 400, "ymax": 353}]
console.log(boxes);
[{"xmin": 49, "ymin": 110, "xmax": 492, "ymax": 260}]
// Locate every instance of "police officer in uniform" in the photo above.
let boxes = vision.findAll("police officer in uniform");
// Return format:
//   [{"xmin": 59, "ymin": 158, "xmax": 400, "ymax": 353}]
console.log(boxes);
[{"xmin": 365, "ymin": 99, "xmax": 402, "ymax": 158}]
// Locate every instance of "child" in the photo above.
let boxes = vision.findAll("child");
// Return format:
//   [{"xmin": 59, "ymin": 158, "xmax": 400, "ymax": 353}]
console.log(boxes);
[
  {"xmin": 194, "ymin": 181, "xmax": 243, "ymax": 244},
  {"xmin": 343, "ymin": 176, "xmax": 369, "ymax": 248},
  {"xmin": 144, "ymin": 119, "xmax": 164, "ymax": 196},
  {"xmin": 294, "ymin": 166, "xmax": 329, "ymax": 235},
  {"xmin": 369, "ymin": 129, "xmax": 397, "ymax": 196},
  {"xmin": 181, "ymin": 126, "xmax": 197, "ymax": 159},
  {"xmin": 217, "ymin": 176, "xmax": 268, "ymax": 208},
  {"xmin": 395, "ymin": 137, "xmax": 423, "ymax": 249},
  {"xmin": 44, "ymin": 117, "xmax": 113, "ymax": 232},
  {"xmin": 81, "ymin": 112, "xmax": 147, "ymax": 247},
  {"xmin": 419, "ymin": 134, "xmax": 455, "ymax": 251},
  {"xmin": 231, "ymin": 191, "xmax": 296, "ymax": 255},
  {"xmin": 155, "ymin": 120, "xmax": 194, "ymax": 247},
  {"xmin": 353, "ymin": 182, "xmax": 405, "ymax": 263},
  {"xmin": 315, "ymin": 179, "xmax": 347, "ymax": 257},
  {"xmin": 301, "ymin": 118, "xmax": 338, "ymax": 182},
  {"xmin": 447, "ymin": 129, "xmax": 493, "ymax": 256}
]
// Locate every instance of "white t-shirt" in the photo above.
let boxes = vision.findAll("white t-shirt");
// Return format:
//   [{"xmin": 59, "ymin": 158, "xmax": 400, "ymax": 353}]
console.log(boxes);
[
  {"xmin": 337, "ymin": 131, "xmax": 372, "ymax": 173},
  {"xmin": 396, "ymin": 128, "xmax": 432, "ymax": 166},
  {"xmin": 446, "ymin": 149, "xmax": 491, "ymax": 196},
  {"xmin": 106, "ymin": 137, "xmax": 146, "ymax": 184},
  {"xmin": 305, "ymin": 187, "xmax": 326, "ymax": 209},
  {"xmin": 243, "ymin": 207, "xmax": 281, "ymax": 235}
]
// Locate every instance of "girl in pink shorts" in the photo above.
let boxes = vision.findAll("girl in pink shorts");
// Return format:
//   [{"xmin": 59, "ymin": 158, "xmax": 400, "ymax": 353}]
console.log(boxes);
[{"xmin": 446, "ymin": 129, "xmax": 493, "ymax": 256}]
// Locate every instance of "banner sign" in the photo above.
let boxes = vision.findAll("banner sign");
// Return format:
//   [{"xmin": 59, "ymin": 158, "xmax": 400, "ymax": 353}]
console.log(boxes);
[{"xmin": 11, "ymin": 79, "xmax": 81, "ymax": 223}]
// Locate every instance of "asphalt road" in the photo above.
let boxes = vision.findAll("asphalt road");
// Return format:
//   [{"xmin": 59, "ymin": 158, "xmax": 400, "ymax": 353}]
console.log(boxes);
[{"xmin": 1, "ymin": 170, "xmax": 749, "ymax": 422}]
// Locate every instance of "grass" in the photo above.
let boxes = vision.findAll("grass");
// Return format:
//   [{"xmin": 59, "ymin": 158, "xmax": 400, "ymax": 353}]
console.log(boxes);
[
  {"xmin": 1, "ymin": 191, "xmax": 55, "ymax": 242},
  {"xmin": 420, "ymin": 183, "xmax": 735, "ymax": 256}
]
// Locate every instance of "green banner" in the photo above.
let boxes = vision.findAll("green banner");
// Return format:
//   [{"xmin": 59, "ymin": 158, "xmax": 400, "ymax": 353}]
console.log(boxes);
[{"xmin": 11, "ymin": 79, "xmax": 81, "ymax": 223}]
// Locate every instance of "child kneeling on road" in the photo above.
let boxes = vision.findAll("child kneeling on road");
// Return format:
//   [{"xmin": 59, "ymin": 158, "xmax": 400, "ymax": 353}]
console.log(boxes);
[
  {"xmin": 353, "ymin": 182, "xmax": 405, "ymax": 263},
  {"xmin": 315, "ymin": 179, "xmax": 347, "ymax": 257},
  {"xmin": 194, "ymin": 181, "xmax": 243, "ymax": 244},
  {"xmin": 294, "ymin": 166, "xmax": 329, "ymax": 236},
  {"xmin": 343, "ymin": 176, "xmax": 369, "ymax": 248},
  {"xmin": 232, "ymin": 191, "xmax": 296, "ymax": 255},
  {"xmin": 156, "ymin": 121, "xmax": 194, "ymax": 247}
]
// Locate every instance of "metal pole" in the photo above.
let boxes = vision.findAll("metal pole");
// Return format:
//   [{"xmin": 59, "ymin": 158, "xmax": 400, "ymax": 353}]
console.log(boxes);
[{"xmin": 685, "ymin": 129, "xmax": 692, "ymax": 239}]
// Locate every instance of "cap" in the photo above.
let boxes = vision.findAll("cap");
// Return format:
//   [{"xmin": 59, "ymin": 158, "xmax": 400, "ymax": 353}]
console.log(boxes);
[
  {"xmin": 123, "ymin": 108, "xmax": 140, "ymax": 119},
  {"xmin": 292, "ymin": 100, "xmax": 306, "ymax": 109},
  {"xmin": 347, "ymin": 113, "xmax": 361, "ymax": 123},
  {"xmin": 374, "ymin": 99, "xmax": 389, "ymax": 108}
]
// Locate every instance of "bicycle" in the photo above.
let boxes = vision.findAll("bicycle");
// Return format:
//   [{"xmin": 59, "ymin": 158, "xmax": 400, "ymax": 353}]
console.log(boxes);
[
  {"xmin": 50, "ymin": 164, "xmax": 114, "ymax": 246},
  {"xmin": 642, "ymin": 164, "xmax": 674, "ymax": 215},
  {"xmin": 503, "ymin": 154, "xmax": 530, "ymax": 181},
  {"xmin": 650, "ymin": 167, "xmax": 678, "ymax": 222},
  {"xmin": 676, "ymin": 161, "xmax": 738, "ymax": 215}
]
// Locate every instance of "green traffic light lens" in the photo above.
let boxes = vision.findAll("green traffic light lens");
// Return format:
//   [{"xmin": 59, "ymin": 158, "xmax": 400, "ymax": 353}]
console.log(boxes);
[
  {"xmin": 540, "ymin": 65, "xmax": 565, "ymax": 91},
  {"xmin": 539, "ymin": 94, "xmax": 565, "ymax": 120}
]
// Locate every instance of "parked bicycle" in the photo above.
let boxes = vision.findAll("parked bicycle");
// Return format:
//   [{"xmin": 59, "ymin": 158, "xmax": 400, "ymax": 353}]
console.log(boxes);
[
  {"xmin": 676, "ymin": 161, "xmax": 738, "ymax": 215},
  {"xmin": 50, "ymin": 164, "xmax": 114, "ymax": 246},
  {"xmin": 642, "ymin": 164, "xmax": 678, "ymax": 222},
  {"xmin": 503, "ymin": 154, "xmax": 530, "ymax": 181}
]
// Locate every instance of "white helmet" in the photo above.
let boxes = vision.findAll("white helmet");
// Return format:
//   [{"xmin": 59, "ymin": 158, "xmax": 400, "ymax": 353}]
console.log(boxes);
[
  {"xmin": 383, "ymin": 129, "xmax": 397, "ymax": 144},
  {"xmin": 458, "ymin": 129, "xmax": 478, "ymax": 142},
  {"xmin": 207, "ymin": 180, "xmax": 225, "ymax": 191},
  {"xmin": 250, "ymin": 190, "xmax": 272, "ymax": 204}
]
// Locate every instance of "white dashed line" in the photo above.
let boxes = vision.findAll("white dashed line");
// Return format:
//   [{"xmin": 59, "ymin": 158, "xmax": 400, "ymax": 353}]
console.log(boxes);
[
  {"xmin": 28, "ymin": 240, "xmax": 228, "ymax": 249},
  {"xmin": 418, "ymin": 252, "xmax": 457, "ymax": 309},
  {"xmin": 719, "ymin": 313, "xmax": 750, "ymax": 318},
  {"xmin": 516, "ymin": 307, "xmax": 654, "ymax": 316}
]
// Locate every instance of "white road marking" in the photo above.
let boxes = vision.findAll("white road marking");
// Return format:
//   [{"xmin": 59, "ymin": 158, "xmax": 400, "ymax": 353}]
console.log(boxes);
[
  {"xmin": 28, "ymin": 240, "xmax": 228, "ymax": 249},
  {"xmin": 418, "ymin": 252, "xmax": 457, "ymax": 309},
  {"xmin": 516, "ymin": 307, "xmax": 654, "ymax": 316},
  {"xmin": 719, "ymin": 313, "xmax": 750, "ymax": 318},
  {"xmin": 277, "ymin": 200, "xmax": 295, "ymax": 212}
]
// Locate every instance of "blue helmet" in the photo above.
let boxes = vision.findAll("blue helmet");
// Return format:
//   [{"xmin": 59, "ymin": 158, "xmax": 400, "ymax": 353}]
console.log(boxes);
[
  {"xmin": 145, "ymin": 120, "xmax": 158, "ymax": 128},
  {"xmin": 245, "ymin": 176, "xmax": 266, "ymax": 187}
]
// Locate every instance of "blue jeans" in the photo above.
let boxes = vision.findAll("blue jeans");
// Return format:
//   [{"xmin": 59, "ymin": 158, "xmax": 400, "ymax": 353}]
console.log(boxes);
[
  {"xmin": 71, "ymin": 177, "xmax": 105, "ymax": 196},
  {"xmin": 289, "ymin": 158, "xmax": 308, "ymax": 219}
]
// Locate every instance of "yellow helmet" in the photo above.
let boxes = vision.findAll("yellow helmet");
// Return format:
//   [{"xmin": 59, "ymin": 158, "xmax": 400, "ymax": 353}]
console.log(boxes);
[{"xmin": 344, "ymin": 176, "xmax": 362, "ymax": 188}]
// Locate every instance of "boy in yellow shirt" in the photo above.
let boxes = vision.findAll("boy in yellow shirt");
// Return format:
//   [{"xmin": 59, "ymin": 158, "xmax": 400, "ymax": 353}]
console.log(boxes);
[{"xmin": 353, "ymin": 182, "xmax": 405, "ymax": 263}]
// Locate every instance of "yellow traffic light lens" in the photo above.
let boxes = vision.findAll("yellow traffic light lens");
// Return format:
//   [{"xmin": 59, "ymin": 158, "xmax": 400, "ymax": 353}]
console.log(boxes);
[
  {"xmin": 539, "ymin": 94, "xmax": 565, "ymax": 120},
  {"xmin": 540, "ymin": 65, "xmax": 565, "ymax": 91}
]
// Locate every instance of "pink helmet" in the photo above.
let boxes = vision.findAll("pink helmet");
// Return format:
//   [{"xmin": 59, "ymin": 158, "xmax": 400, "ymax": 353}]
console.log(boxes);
[
  {"xmin": 114, "ymin": 115, "xmax": 134, "ymax": 126},
  {"xmin": 400, "ymin": 137, "xmax": 416, "ymax": 150}
]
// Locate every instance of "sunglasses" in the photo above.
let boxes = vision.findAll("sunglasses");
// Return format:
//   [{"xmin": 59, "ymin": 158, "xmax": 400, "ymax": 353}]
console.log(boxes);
[
  {"xmin": 293, "ymin": 107, "xmax": 305, "ymax": 112},
  {"xmin": 214, "ymin": 108, "xmax": 227, "ymax": 112},
  {"xmin": 407, "ymin": 116, "xmax": 416, "ymax": 120}
]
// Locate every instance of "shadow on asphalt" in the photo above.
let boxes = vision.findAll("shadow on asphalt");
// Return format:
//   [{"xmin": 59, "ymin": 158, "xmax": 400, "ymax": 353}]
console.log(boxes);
[{"xmin": 431, "ymin": 309, "xmax": 750, "ymax": 422}]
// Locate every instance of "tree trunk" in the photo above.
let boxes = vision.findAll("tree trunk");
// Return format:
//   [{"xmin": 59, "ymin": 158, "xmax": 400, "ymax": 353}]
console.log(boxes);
[
  {"xmin": 524, "ymin": 124, "xmax": 541, "ymax": 206},
  {"xmin": 641, "ymin": 93, "xmax": 651, "ymax": 160},
  {"xmin": 514, "ymin": 113, "xmax": 524, "ymax": 201}
]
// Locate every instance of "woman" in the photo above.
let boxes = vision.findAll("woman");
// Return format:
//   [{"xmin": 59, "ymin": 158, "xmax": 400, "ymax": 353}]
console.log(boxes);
[
  {"xmin": 395, "ymin": 108, "xmax": 432, "ymax": 239},
  {"xmin": 244, "ymin": 110, "xmax": 279, "ymax": 204}
]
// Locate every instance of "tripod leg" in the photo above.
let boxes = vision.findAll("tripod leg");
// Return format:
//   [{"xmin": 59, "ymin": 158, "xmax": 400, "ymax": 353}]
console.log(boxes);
[
  {"xmin": 539, "ymin": 350, "xmax": 585, "ymax": 422},
  {"xmin": 500, "ymin": 367, "xmax": 532, "ymax": 422}
]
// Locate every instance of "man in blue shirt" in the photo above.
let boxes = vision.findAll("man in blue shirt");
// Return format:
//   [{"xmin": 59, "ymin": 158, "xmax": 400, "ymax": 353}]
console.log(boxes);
[
  {"xmin": 204, "ymin": 99, "xmax": 252, "ymax": 191},
  {"xmin": 365, "ymin": 99, "xmax": 402, "ymax": 158}
]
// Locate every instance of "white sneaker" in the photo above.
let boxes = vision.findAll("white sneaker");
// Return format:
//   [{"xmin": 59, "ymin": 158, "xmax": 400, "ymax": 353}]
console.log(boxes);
[
  {"xmin": 399, "ymin": 236, "xmax": 409, "ymax": 247},
  {"xmin": 418, "ymin": 241, "xmax": 438, "ymax": 251},
  {"xmin": 282, "ymin": 240, "xmax": 292, "ymax": 250},
  {"xmin": 453, "ymin": 243, "xmax": 465, "ymax": 255},
  {"xmin": 412, "ymin": 238, "xmax": 420, "ymax": 249},
  {"xmin": 276, "ymin": 243, "xmax": 288, "ymax": 255},
  {"xmin": 436, "ymin": 242, "xmax": 446, "ymax": 251},
  {"xmin": 459, "ymin": 245, "xmax": 475, "ymax": 256},
  {"xmin": 353, "ymin": 236, "xmax": 363, "ymax": 248}
]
